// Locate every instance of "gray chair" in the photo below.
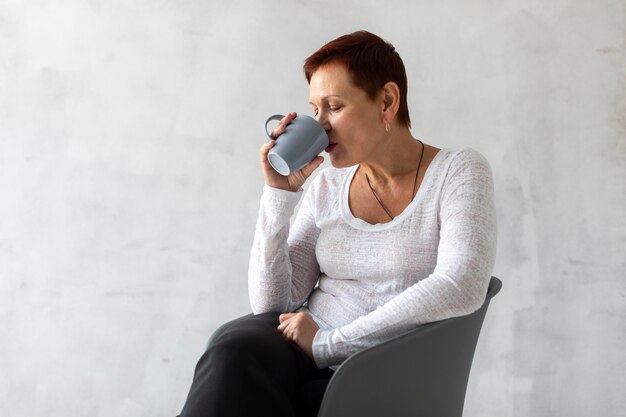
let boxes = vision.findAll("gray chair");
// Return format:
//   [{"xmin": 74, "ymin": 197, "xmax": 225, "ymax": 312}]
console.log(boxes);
[{"xmin": 316, "ymin": 276, "xmax": 502, "ymax": 417}]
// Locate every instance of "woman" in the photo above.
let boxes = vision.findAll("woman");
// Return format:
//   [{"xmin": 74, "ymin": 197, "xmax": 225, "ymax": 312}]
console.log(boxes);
[{"xmin": 178, "ymin": 30, "xmax": 496, "ymax": 417}]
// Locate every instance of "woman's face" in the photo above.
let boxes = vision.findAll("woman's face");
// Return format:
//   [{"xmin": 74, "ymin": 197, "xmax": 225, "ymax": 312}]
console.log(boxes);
[{"xmin": 309, "ymin": 62, "xmax": 385, "ymax": 168}]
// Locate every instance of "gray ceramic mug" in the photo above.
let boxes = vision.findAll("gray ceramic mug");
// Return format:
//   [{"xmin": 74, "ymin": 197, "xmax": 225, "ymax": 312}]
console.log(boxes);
[{"xmin": 264, "ymin": 114, "xmax": 329, "ymax": 176}]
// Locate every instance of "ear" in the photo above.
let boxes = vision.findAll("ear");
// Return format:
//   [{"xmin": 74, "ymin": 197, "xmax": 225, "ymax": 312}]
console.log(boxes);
[{"xmin": 380, "ymin": 81, "xmax": 401, "ymax": 123}]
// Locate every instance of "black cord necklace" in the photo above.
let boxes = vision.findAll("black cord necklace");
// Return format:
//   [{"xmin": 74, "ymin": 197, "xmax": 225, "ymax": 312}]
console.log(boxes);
[{"xmin": 364, "ymin": 139, "xmax": 425, "ymax": 220}]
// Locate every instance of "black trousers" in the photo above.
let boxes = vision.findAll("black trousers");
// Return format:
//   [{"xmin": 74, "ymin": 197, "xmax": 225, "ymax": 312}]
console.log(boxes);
[{"xmin": 178, "ymin": 312, "xmax": 334, "ymax": 417}]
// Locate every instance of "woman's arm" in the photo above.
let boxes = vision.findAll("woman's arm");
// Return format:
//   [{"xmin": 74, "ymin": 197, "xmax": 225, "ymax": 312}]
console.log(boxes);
[
  {"xmin": 248, "ymin": 182, "xmax": 322, "ymax": 314},
  {"xmin": 312, "ymin": 149, "xmax": 497, "ymax": 367},
  {"xmin": 248, "ymin": 113, "xmax": 325, "ymax": 313}
]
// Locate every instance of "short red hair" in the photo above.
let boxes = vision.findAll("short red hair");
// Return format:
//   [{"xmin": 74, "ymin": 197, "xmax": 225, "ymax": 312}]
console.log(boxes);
[{"xmin": 303, "ymin": 31, "xmax": 411, "ymax": 128}]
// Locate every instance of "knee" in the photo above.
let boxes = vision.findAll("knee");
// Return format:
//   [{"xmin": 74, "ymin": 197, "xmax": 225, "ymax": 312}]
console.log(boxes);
[
  {"xmin": 204, "ymin": 312, "xmax": 284, "ymax": 365},
  {"xmin": 206, "ymin": 313, "xmax": 254, "ymax": 348}
]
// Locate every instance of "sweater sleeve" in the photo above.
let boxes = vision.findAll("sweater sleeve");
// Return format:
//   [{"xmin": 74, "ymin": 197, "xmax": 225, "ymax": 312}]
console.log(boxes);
[
  {"xmin": 312, "ymin": 149, "xmax": 497, "ymax": 368},
  {"xmin": 248, "ymin": 183, "xmax": 322, "ymax": 313}
]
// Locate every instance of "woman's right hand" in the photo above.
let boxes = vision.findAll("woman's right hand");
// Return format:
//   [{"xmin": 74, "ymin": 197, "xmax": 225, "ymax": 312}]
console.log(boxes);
[{"xmin": 260, "ymin": 112, "xmax": 324, "ymax": 192}]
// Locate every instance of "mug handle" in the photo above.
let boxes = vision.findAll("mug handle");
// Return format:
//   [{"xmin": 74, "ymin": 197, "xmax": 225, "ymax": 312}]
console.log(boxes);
[{"xmin": 264, "ymin": 114, "xmax": 285, "ymax": 139}]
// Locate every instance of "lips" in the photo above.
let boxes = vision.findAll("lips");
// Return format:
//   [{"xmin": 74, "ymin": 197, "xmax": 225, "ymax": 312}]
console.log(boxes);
[{"xmin": 325, "ymin": 142, "xmax": 337, "ymax": 153}]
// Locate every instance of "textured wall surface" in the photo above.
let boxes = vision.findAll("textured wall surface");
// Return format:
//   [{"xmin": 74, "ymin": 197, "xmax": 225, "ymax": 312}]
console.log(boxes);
[{"xmin": 1, "ymin": 1, "xmax": 624, "ymax": 416}]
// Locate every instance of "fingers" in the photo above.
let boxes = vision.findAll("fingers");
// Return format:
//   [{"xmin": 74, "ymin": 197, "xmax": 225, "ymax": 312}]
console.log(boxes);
[
  {"xmin": 260, "ymin": 139, "xmax": 275, "ymax": 164},
  {"xmin": 270, "ymin": 112, "xmax": 297, "ymax": 139},
  {"xmin": 278, "ymin": 313, "xmax": 295, "ymax": 324},
  {"xmin": 276, "ymin": 312, "xmax": 301, "ymax": 335},
  {"xmin": 260, "ymin": 139, "xmax": 292, "ymax": 190},
  {"xmin": 286, "ymin": 155, "xmax": 324, "ymax": 191},
  {"xmin": 276, "ymin": 312, "xmax": 317, "ymax": 337},
  {"xmin": 301, "ymin": 155, "xmax": 325, "ymax": 177},
  {"xmin": 276, "ymin": 312, "xmax": 318, "ymax": 358},
  {"xmin": 276, "ymin": 317, "xmax": 290, "ymax": 335}
]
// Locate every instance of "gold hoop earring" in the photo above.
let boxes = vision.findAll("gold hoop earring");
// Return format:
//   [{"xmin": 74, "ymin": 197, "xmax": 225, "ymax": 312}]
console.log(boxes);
[{"xmin": 385, "ymin": 123, "xmax": 391, "ymax": 132}]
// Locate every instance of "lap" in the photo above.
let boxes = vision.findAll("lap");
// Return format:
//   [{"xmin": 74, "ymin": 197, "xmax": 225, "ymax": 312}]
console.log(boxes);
[
  {"xmin": 207, "ymin": 312, "xmax": 315, "ymax": 378},
  {"xmin": 179, "ymin": 312, "xmax": 334, "ymax": 417}
]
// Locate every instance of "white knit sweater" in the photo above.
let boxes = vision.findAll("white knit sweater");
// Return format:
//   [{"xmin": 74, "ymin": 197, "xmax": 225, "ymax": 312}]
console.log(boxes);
[{"xmin": 248, "ymin": 147, "xmax": 497, "ymax": 368}]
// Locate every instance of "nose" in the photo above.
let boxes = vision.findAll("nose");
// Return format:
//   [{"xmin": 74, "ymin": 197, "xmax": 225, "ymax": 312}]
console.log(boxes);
[{"xmin": 315, "ymin": 112, "xmax": 331, "ymax": 133}]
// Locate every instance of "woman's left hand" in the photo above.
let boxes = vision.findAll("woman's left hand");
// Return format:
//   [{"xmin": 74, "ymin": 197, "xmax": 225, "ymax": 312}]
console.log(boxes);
[{"xmin": 277, "ymin": 312, "xmax": 320, "ymax": 359}]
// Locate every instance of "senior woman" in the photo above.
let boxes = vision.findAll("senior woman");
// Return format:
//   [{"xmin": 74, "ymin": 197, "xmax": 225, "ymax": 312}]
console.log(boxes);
[{"xmin": 178, "ymin": 30, "xmax": 496, "ymax": 417}]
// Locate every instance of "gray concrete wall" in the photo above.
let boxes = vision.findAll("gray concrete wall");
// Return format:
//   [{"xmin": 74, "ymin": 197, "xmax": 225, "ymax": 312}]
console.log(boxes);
[{"xmin": 1, "ymin": 1, "xmax": 624, "ymax": 416}]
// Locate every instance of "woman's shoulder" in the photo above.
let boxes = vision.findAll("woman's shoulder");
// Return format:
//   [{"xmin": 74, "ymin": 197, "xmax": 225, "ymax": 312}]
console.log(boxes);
[
  {"xmin": 438, "ymin": 147, "xmax": 490, "ymax": 164},
  {"xmin": 432, "ymin": 147, "xmax": 494, "ymax": 198},
  {"xmin": 435, "ymin": 147, "xmax": 492, "ymax": 176}
]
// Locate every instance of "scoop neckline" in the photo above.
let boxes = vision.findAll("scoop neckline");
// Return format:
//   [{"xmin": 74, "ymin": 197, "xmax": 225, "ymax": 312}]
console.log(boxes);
[{"xmin": 339, "ymin": 149, "xmax": 447, "ymax": 231}]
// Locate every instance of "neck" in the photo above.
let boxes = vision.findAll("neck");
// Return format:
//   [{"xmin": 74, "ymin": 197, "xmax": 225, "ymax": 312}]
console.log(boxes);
[{"xmin": 360, "ymin": 128, "xmax": 422, "ymax": 184}]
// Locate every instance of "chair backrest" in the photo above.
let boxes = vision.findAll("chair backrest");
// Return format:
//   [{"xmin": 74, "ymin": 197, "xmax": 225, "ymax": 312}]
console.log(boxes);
[{"xmin": 316, "ymin": 276, "xmax": 502, "ymax": 417}]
